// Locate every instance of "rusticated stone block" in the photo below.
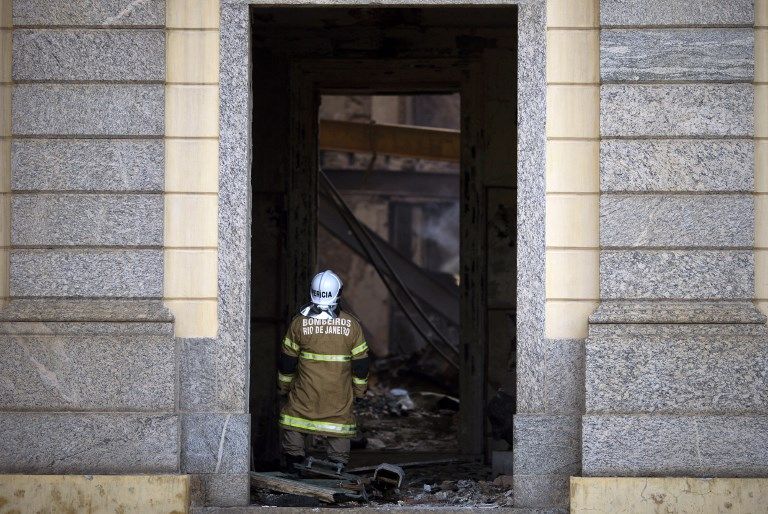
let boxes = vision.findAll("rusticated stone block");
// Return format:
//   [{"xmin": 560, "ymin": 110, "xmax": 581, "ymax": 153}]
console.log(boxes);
[
  {"xmin": 600, "ymin": 194, "xmax": 753, "ymax": 248},
  {"xmin": 13, "ymin": 29, "xmax": 164, "ymax": 81},
  {"xmin": 179, "ymin": 337, "xmax": 248, "ymax": 412},
  {"xmin": 513, "ymin": 474, "xmax": 570, "ymax": 509},
  {"xmin": 583, "ymin": 415, "xmax": 768, "ymax": 477},
  {"xmin": 601, "ymin": 29, "xmax": 753, "ymax": 82},
  {"xmin": 13, "ymin": 0, "xmax": 165, "ymax": 26},
  {"xmin": 0, "ymin": 334, "xmax": 175, "ymax": 411},
  {"xmin": 181, "ymin": 413, "xmax": 249, "ymax": 474},
  {"xmin": 0, "ymin": 299, "xmax": 173, "ymax": 322},
  {"xmin": 600, "ymin": 0, "xmax": 754, "ymax": 27},
  {"xmin": 12, "ymin": 139, "xmax": 164, "ymax": 192},
  {"xmin": 586, "ymin": 336, "xmax": 768, "ymax": 414},
  {"xmin": 0, "ymin": 321, "xmax": 172, "ymax": 335},
  {"xmin": 600, "ymin": 250, "xmax": 753, "ymax": 300},
  {"xmin": 589, "ymin": 300, "xmax": 766, "ymax": 324},
  {"xmin": 543, "ymin": 339, "xmax": 585, "ymax": 414},
  {"xmin": 12, "ymin": 194, "xmax": 163, "ymax": 246},
  {"xmin": 0, "ymin": 412, "xmax": 179, "ymax": 473},
  {"xmin": 590, "ymin": 322, "xmax": 768, "ymax": 340},
  {"xmin": 601, "ymin": 84, "xmax": 753, "ymax": 137},
  {"xmin": 600, "ymin": 140, "xmax": 754, "ymax": 192},
  {"xmin": 10, "ymin": 249, "xmax": 163, "ymax": 298},
  {"xmin": 513, "ymin": 414, "xmax": 581, "ymax": 476},
  {"xmin": 13, "ymin": 84, "xmax": 164, "ymax": 136}
]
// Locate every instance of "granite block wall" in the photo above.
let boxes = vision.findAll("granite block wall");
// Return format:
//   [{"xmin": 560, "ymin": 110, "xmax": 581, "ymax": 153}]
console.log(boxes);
[
  {"xmin": 512, "ymin": 0, "xmax": 593, "ymax": 509},
  {"xmin": 756, "ymin": 0, "xmax": 768, "ymax": 317},
  {"xmin": 0, "ymin": 0, "xmax": 183, "ymax": 482},
  {"xmin": 0, "ymin": 0, "xmax": 247, "ymax": 506},
  {"xmin": 0, "ymin": 1, "xmax": 10, "ymax": 307},
  {"xmin": 9, "ymin": 1, "xmax": 165, "ymax": 296},
  {"xmin": 583, "ymin": 0, "xmax": 767, "ymax": 477}
]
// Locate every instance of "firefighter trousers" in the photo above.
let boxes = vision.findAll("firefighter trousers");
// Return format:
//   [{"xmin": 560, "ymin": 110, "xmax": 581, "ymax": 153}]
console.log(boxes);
[{"xmin": 281, "ymin": 429, "xmax": 351, "ymax": 464}]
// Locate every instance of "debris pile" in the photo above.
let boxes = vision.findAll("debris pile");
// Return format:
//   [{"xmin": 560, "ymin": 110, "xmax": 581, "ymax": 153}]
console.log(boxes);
[
  {"xmin": 251, "ymin": 386, "xmax": 514, "ymax": 508},
  {"xmin": 252, "ymin": 460, "xmax": 515, "ymax": 509},
  {"xmin": 391, "ymin": 462, "xmax": 514, "ymax": 508},
  {"xmin": 402, "ymin": 478, "xmax": 514, "ymax": 508},
  {"xmin": 355, "ymin": 386, "xmax": 459, "ymax": 453}
]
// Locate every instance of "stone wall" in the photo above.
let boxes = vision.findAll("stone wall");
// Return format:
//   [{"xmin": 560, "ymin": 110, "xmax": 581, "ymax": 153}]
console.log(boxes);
[
  {"xmin": 0, "ymin": 0, "xmax": 180, "ymax": 476},
  {"xmin": 756, "ymin": 0, "xmax": 768, "ymax": 314},
  {"xmin": 0, "ymin": 0, "xmax": 250, "ymax": 507},
  {"xmin": 511, "ymin": 0, "xmax": 587, "ymax": 510},
  {"xmin": 582, "ymin": 0, "xmax": 768, "ymax": 477},
  {"xmin": 0, "ymin": 1, "xmax": 9, "ymax": 307}
]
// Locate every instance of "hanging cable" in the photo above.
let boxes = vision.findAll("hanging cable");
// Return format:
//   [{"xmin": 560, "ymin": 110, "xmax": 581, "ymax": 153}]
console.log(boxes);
[{"xmin": 320, "ymin": 170, "xmax": 460, "ymax": 367}]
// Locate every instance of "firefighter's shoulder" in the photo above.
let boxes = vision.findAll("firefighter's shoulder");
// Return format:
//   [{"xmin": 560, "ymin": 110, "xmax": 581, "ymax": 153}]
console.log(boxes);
[
  {"xmin": 341, "ymin": 309, "xmax": 363, "ymax": 329},
  {"xmin": 288, "ymin": 313, "xmax": 305, "ymax": 329}
]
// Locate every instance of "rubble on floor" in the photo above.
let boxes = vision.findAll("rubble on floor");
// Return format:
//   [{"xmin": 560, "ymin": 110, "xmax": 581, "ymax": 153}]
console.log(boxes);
[
  {"xmin": 252, "ymin": 380, "xmax": 513, "ymax": 508},
  {"xmin": 354, "ymin": 384, "xmax": 459, "ymax": 453},
  {"xmin": 252, "ymin": 459, "xmax": 514, "ymax": 508},
  {"xmin": 391, "ymin": 462, "xmax": 514, "ymax": 509}
]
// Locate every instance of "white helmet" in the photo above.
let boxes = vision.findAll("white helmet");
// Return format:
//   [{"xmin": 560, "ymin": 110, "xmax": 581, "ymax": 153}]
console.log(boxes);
[{"xmin": 310, "ymin": 270, "xmax": 343, "ymax": 307}]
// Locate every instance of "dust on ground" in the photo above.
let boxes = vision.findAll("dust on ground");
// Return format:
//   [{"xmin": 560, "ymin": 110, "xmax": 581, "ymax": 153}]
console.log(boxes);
[
  {"xmin": 253, "ymin": 384, "xmax": 513, "ymax": 509},
  {"xmin": 354, "ymin": 383, "xmax": 459, "ymax": 453},
  {"xmin": 254, "ymin": 460, "xmax": 513, "ymax": 509}
]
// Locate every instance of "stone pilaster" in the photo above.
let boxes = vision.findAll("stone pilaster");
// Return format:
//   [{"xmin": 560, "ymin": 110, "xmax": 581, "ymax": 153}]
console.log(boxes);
[
  {"xmin": 512, "ymin": 0, "xmax": 595, "ymax": 509},
  {"xmin": 0, "ymin": 0, "xmax": 181, "ymax": 477},
  {"xmin": 584, "ymin": 0, "xmax": 767, "ymax": 477}
]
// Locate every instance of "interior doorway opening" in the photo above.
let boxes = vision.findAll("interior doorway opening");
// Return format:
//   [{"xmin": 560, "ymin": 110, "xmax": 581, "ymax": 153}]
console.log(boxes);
[
  {"xmin": 318, "ymin": 93, "xmax": 462, "ymax": 456},
  {"xmin": 248, "ymin": 8, "xmax": 519, "ymax": 500}
]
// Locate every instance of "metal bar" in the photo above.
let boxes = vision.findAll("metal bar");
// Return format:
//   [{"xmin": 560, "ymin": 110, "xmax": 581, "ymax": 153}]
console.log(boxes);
[
  {"xmin": 347, "ymin": 457, "xmax": 462, "ymax": 474},
  {"xmin": 322, "ymin": 168, "xmax": 459, "ymax": 199},
  {"xmin": 319, "ymin": 119, "xmax": 460, "ymax": 162}
]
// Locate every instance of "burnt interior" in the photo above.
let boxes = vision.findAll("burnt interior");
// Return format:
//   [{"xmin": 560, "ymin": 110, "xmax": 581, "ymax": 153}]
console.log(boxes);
[{"xmin": 248, "ymin": 7, "xmax": 518, "ymax": 476}]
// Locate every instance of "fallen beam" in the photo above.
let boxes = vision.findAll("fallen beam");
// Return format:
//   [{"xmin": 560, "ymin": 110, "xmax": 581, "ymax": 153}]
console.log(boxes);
[
  {"xmin": 250, "ymin": 472, "xmax": 345, "ymax": 503},
  {"xmin": 323, "ymin": 168, "xmax": 459, "ymax": 199},
  {"xmin": 319, "ymin": 119, "xmax": 460, "ymax": 162}
]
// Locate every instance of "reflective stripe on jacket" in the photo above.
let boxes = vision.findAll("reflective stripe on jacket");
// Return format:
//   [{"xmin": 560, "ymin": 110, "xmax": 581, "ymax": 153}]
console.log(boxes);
[{"xmin": 278, "ymin": 310, "xmax": 368, "ymax": 438}]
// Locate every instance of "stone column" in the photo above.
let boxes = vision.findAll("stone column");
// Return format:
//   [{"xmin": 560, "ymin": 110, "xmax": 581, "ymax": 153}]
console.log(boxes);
[
  {"xmin": 511, "ymin": 0, "xmax": 587, "ymax": 510},
  {"xmin": 0, "ymin": 0, "xmax": 179, "ymax": 475},
  {"xmin": 584, "ymin": 0, "xmax": 768, "ymax": 476}
]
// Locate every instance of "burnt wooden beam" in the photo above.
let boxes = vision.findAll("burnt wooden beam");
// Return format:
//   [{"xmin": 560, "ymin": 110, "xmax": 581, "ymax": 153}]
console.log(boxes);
[
  {"xmin": 251, "ymin": 472, "xmax": 348, "ymax": 503},
  {"xmin": 322, "ymin": 168, "xmax": 459, "ymax": 199},
  {"xmin": 319, "ymin": 119, "xmax": 459, "ymax": 162}
]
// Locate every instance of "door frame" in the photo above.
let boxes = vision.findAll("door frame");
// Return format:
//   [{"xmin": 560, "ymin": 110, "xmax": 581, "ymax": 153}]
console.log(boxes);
[
  {"xmin": 287, "ymin": 57, "xmax": 499, "ymax": 456},
  {"xmin": 225, "ymin": 2, "xmax": 548, "ymax": 474}
]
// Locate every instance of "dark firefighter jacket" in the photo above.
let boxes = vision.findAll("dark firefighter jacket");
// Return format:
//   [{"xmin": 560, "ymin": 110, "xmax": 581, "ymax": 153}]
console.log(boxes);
[{"xmin": 277, "ymin": 310, "xmax": 369, "ymax": 438}]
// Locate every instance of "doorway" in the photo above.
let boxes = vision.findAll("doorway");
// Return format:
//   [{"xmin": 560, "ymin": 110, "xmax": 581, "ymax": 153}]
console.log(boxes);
[
  {"xmin": 318, "ymin": 93, "xmax": 462, "ymax": 456},
  {"xmin": 249, "ymin": 7, "xmax": 518, "ymax": 470}
]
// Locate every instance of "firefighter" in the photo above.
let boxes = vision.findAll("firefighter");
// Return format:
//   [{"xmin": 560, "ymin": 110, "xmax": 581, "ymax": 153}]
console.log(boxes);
[{"xmin": 277, "ymin": 270, "xmax": 370, "ymax": 470}]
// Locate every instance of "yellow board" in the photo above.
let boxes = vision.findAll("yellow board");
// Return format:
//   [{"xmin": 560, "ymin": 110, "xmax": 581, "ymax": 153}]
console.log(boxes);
[
  {"xmin": 571, "ymin": 477, "xmax": 768, "ymax": 514},
  {"xmin": 0, "ymin": 474, "xmax": 189, "ymax": 514}
]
